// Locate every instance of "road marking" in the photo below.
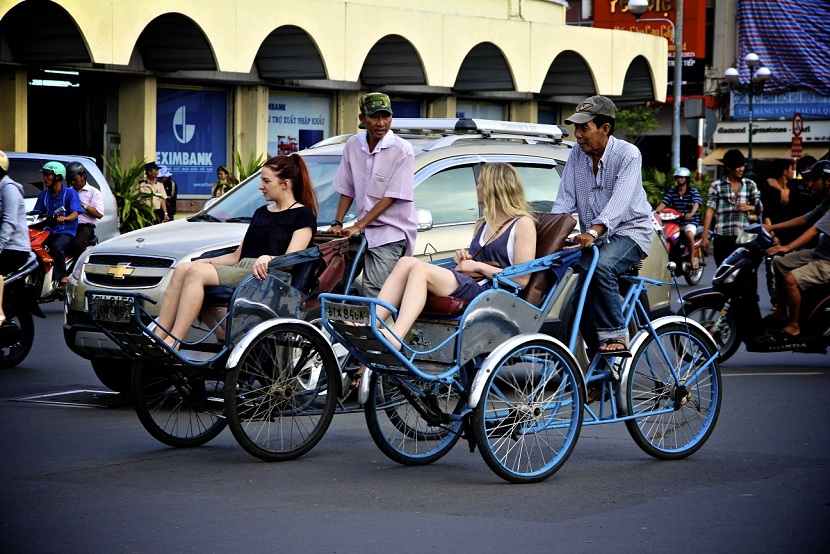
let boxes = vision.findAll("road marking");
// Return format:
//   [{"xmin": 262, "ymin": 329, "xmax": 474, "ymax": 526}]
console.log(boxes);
[{"xmin": 722, "ymin": 372, "xmax": 825, "ymax": 377}]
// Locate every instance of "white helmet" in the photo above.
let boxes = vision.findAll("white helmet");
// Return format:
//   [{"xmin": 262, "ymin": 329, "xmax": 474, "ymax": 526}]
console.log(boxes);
[{"xmin": 673, "ymin": 167, "xmax": 691, "ymax": 178}]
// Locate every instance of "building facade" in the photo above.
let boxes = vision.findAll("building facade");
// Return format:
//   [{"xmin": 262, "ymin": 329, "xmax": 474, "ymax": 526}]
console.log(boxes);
[{"xmin": 0, "ymin": 0, "xmax": 668, "ymax": 200}]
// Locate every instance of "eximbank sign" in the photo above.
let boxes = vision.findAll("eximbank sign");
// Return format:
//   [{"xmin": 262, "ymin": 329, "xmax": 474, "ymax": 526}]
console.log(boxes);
[{"xmin": 156, "ymin": 87, "xmax": 228, "ymax": 196}]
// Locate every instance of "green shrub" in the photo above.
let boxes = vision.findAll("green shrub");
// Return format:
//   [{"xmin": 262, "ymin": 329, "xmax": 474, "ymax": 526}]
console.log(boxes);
[
  {"xmin": 104, "ymin": 156, "xmax": 157, "ymax": 232},
  {"xmin": 233, "ymin": 149, "xmax": 266, "ymax": 182}
]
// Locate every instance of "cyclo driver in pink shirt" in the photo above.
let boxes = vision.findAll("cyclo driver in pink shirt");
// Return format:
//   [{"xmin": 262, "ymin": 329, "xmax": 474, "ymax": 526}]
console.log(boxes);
[{"xmin": 327, "ymin": 92, "xmax": 417, "ymax": 297}]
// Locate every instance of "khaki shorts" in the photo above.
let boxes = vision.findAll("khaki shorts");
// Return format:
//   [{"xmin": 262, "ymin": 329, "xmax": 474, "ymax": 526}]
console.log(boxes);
[
  {"xmin": 773, "ymin": 249, "xmax": 830, "ymax": 290},
  {"xmin": 213, "ymin": 257, "xmax": 257, "ymax": 287}
]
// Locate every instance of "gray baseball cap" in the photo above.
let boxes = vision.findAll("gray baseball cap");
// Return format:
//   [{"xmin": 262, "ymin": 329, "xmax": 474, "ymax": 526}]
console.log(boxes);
[{"xmin": 564, "ymin": 95, "xmax": 617, "ymax": 125}]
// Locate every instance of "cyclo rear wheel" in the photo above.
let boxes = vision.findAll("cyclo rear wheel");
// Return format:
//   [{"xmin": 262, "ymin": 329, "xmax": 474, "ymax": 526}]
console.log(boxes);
[
  {"xmin": 225, "ymin": 322, "xmax": 339, "ymax": 462},
  {"xmin": 620, "ymin": 321, "xmax": 721, "ymax": 459},
  {"xmin": 473, "ymin": 337, "xmax": 583, "ymax": 484},
  {"xmin": 132, "ymin": 361, "xmax": 227, "ymax": 448},
  {"xmin": 364, "ymin": 372, "xmax": 465, "ymax": 466}
]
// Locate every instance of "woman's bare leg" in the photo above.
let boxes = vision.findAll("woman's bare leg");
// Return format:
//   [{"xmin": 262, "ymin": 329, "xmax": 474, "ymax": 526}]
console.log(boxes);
[
  {"xmin": 382, "ymin": 262, "xmax": 459, "ymax": 349},
  {"xmin": 164, "ymin": 264, "xmax": 220, "ymax": 345},
  {"xmin": 375, "ymin": 257, "xmax": 421, "ymax": 320},
  {"xmin": 154, "ymin": 262, "xmax": 194, "ymax": 338}
]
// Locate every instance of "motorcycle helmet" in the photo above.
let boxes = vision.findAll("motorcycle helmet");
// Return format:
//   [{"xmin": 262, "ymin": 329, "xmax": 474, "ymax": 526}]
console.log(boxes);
[
  {"xmin": 0, "ymin": 150, "xmax": 8, "ymax": 173},
  {"xmin": 40, "ymin": 161, "xmax": 66, "ymax": 180},
  {"xmin": 805, "ymin": 159, "xmax": 830, "ymax": 180},
  {"xmin": 65, "ymin": 161, "xmax": 86, "ymax": 180},
  {"xmin": 673, "ymin": 167, "xmax": 691, "ymax": 178}
]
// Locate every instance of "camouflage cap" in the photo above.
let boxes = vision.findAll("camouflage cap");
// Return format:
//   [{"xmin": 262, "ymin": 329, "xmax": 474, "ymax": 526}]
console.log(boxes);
[
  {"xmin": 359, "ymin": 92, "xmax": 393, "ymax": 116},
  {"xmin": 564, "ymin": 95, "xmax": 617, "ymax": 125}
]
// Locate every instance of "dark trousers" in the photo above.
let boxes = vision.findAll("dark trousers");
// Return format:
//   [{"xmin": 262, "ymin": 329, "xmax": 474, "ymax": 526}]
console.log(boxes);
[
  {"xmin": 71, "ymin": 223, "xmax": 96, "ymax": 256},
  {"xmin": 45, "ymin": 233, "xmax": 74, "ymax": 281},
  {"xmin": 713, "ymin": 235, "xmax": 738, "ymax": 267}
]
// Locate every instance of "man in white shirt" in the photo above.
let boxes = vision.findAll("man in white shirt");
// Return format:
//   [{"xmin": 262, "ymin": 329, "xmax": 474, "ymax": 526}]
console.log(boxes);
[{"xmin": 66, "ymin": 162, "xmax": 104, "ymax": 254}]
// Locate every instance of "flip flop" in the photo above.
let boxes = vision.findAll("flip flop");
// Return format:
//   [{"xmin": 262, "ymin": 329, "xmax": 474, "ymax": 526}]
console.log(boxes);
[{"xmin": 596, "ymin": 337, "xmax": 631, "ymax": 358}]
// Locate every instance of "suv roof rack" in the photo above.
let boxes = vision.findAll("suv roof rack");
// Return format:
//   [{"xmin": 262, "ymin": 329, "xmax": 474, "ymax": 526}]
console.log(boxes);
[{"xmin": 391, "ymin": 117, "xmax": 567, "ymax": 141}]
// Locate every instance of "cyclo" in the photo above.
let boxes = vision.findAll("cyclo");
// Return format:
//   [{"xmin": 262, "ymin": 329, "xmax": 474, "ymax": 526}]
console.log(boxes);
[
  {"xmin": 85, "ymin": 234, "xmax": 367, "ymax": 459},
  {"xmin": 320, "ymin": 213, "xmax": 722, "ymax": 483}
]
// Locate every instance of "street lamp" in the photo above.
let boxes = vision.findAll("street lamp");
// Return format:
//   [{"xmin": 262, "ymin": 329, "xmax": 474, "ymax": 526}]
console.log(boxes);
[
  {"xmin": 627, "ymin": 0, "xmax": 683, "ymax": 170},
  {"xmin": 724, "ymin": 53, "xmax": 772, "ymax": 177}
]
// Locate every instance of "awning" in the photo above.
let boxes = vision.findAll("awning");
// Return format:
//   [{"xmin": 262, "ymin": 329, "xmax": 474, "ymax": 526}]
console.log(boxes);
[{"xmin": 702, "ymin": 145, "xmax": 828, "ymax": 166}]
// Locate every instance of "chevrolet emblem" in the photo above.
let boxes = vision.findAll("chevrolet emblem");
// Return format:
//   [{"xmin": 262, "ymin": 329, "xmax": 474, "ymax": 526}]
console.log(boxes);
[{"xmin": 107, "ymin": 263, "xmax": 135, "ymax": 279}]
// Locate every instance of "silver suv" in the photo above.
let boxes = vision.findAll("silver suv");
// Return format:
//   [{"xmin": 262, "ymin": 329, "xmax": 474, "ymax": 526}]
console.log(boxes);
[
  {"xmin": 63, "ymin": 118, "xmax": 669, "ymax": 392},
  {"xmin": 5, "ymin": 152, "xmax": 119, "ymax": 243}
]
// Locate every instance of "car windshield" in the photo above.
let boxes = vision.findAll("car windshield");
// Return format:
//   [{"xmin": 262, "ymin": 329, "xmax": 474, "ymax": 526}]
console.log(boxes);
[
  {"xmin": 7, "ymin": 156, "xmax": 104, "ymax": 198},
  {"xmin": 198, "ymin": 154, "xmax": 354, "ymax": 226}
]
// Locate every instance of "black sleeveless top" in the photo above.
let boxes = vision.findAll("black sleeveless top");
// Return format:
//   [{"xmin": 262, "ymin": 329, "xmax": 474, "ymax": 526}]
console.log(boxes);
[{"xmin": 239, "ymin": 205, "xmax": 316, "ymax": 259}]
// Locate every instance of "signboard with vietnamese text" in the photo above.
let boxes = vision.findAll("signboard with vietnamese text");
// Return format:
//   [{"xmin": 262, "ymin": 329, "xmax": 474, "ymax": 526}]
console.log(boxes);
[
  {"xmin": 593, "ymin": 0, "xmax": 707, "ymax": 95},
  {"xmin": 713, "ymin": 120, "xmax": 830, "ymax": 145},
  {"xmin": 267, "ymin": 92, "xmax": 332, "ymax": 156},
  {"xmin": 156, "ymin": 87, "xmax": 228, "ymax": 197}
]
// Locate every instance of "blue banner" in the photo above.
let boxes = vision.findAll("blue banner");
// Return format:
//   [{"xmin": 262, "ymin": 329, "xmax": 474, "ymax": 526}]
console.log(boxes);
[
  {"xmin": 732, "ymin": 90, "xmax": 830, "ymax": 120},
  {"xmin": 156, "ymin": 88, "xmax": 228, "ymax": 196}
]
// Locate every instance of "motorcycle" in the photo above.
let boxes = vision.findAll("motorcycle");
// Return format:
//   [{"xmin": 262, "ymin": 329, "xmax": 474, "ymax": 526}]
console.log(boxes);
[
  {"xmin": 0, "ymin": 252, "xmax": 45, "ymax": 368},
  {"xmin": 681, "ymin": 222, "xmax": 830, "ymax": 362},
  {"xmin": 654, "ymin": 208, "xmax": 706, "ymax": 285},
  {"xmin": 27, "ymin": 207, "xmax": 79, "ymax": 303}
]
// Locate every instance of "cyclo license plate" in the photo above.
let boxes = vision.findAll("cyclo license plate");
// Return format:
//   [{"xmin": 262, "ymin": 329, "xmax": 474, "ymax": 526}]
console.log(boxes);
[
  {"xmin": 325, "ymin": 302, "xmax": 369, "ymax": 324},
  {"xmin": 89, "ymin": 294, "xmax": 135, "ymax": 323}
]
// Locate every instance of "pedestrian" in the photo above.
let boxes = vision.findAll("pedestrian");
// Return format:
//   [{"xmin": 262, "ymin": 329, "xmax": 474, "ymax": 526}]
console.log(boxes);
[
  {"xmin": 31, "ymin": 161, "xmax": 83, "ymax": 292},
  {"xmin": 761, "ymin": 160, "xmax": 830, "ymax": 343},
  {"xmin": 551, "ymin": 95, "xmax": 653, "ymax": 357},
  {"xmin": 761, "ymin": 156, "xmax": 816, "ymax": 308},
  {"xmin": 0, "ymin": 151, "xmax": 33, "ymax": 325},
  {"xmin": 65, "ymin": 161, "xmax": 104, "ymax": 255},
  {"xmin": 326, "ymin": 92, "xmax": 417, "ymax": 298},
  {"xmin": 701, "ymin": 149, "xmax": 760, "ymax": 267},
  {"xmin": 211, "ymin": 165, "xmax": 238, "ymax": 198},
  {"xmin": 158, "ymin": 165, "xmax": 177, "ymax": 219},
  {"xmin": 136, "ymin": 162, "xmax": 169, "ymax": 224},
  {"xmin": 653, "ymin": 167, "xmax": 702, "ymax": 270}
]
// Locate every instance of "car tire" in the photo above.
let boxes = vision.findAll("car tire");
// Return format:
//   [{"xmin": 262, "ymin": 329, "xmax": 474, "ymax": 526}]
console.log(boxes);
[{"xmin": 91, "ymin": 358, "xmax": 132, "ymax": 395}]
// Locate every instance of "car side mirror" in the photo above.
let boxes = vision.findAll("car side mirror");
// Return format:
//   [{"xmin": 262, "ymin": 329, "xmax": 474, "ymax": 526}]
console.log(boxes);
[{"xmin": 416, "ymin": 207, "xmax": 433, "ymax": 231}]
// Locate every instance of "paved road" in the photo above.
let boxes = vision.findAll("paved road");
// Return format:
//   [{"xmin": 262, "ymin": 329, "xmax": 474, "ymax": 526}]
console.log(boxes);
[{"xmin": 1, "ymin": 270, "xmax": 828, "ymax": 553}]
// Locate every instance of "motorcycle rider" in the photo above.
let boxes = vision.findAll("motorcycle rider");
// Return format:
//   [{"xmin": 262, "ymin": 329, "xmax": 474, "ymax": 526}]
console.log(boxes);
[
  {"xmin": 31, "ymin": 161, "xmax": 83, "ymax": 293},
  {"xmin": 761, "ymin": 160, "xmax": 830, "ymax": 344},
  {"xmin": 654, "ymin": 167, "xmax": 702, "ymax": 270},
  {"xmin": 0, "ymin": 151, "xmax": 33, "ymax": 325},
  {"xmin": 65, "ymin": 162, "xmax": 104, "ymax": 256}
]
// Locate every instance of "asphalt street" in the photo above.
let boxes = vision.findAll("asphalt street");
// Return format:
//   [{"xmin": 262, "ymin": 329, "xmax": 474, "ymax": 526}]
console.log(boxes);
[{"xmin": 1, "ymin": 263, "xmax": 828, "ymax": 553}]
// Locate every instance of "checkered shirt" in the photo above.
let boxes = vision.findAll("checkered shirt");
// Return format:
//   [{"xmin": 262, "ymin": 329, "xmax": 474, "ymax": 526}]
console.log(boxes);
[{"xmin": 706, "ymin": 176, "xmax": 760, "ymax": 236}]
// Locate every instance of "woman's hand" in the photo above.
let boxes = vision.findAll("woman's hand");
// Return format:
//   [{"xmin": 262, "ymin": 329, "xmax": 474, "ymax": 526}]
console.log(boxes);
[
  {"xmin": 253, "ymin": 255, "xmax": 272, "ymax": 280},
  {"xmin": 453, "ymin": 249, "xmax": 472, "ymax": 264}
]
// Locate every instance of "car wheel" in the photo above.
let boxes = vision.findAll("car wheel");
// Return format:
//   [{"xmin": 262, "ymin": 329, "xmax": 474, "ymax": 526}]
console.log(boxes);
[{"xmin": 91, "ymin": 358, "xmax": 132, "ymax": 394}]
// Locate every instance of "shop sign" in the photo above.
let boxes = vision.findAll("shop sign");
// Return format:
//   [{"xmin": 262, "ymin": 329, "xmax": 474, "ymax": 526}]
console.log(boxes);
[
  {"xmin": 268, "ymin": 92, "xmax": 331, "ymax": 156},
  {"xmin": 156, "ymin": 87, "xmax": 228, "ymax": 196},
  {"xmin": 732, "ymin": 90, "xmax": 830, "ymax": 120},
  {"xmin": 713, "ymin": 120, "xmax": 830, "ymax": 144}
]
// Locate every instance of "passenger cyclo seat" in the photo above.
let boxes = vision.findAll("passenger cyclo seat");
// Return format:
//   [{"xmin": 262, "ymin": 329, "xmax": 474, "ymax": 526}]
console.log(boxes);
[{"xmin": 421, "ymin": 212, "xmax": 577, "ymax": 317}]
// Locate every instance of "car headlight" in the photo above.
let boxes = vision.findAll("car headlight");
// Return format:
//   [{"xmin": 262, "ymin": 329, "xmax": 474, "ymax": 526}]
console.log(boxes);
[
  {"xmin": 736, "ymin": 230, "xmax": 758, "ymax": 245},
  {"xmin": 70, "ymin": 249, "xmax": 93, "ymax": 280}
]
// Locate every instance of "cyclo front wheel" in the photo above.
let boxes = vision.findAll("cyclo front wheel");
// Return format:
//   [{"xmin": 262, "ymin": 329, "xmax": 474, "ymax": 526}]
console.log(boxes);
[
  {"xmin": 473, "ymin": 336, "xmax": 584, "ymax": 484},
  {"xmin": 225, "ymin": 321, "xmax": 339, "ymax": 462},
  {"xmin": 620, "ymin": 320, "xmax": 721, "ymax": 459},
  {"xmin": 364, "ymin": 372, "xmax": 465, "ymax": 466},
  {"xmin": 132, "ymin": 361, "xmax": 227, "ymax": 448}
]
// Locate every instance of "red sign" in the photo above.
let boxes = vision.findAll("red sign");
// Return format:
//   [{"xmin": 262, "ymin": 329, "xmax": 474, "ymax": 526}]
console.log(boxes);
[
  {"xmin": 792, "ymin": 137, "xmax": 803, "ymax": 158},
  {"xmin": 792, "ymin": 113, "xmax": 804, "ymax": 137},
  {"xmin": 593, "ymin": 0, "xmax": 707, "ymax": 60}
]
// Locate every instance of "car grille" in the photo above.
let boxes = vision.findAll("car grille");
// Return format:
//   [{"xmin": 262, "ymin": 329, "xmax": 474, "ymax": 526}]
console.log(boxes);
[{"xmin": 83, "ymin": 254, "xmax": 175, "ymax": 288}]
